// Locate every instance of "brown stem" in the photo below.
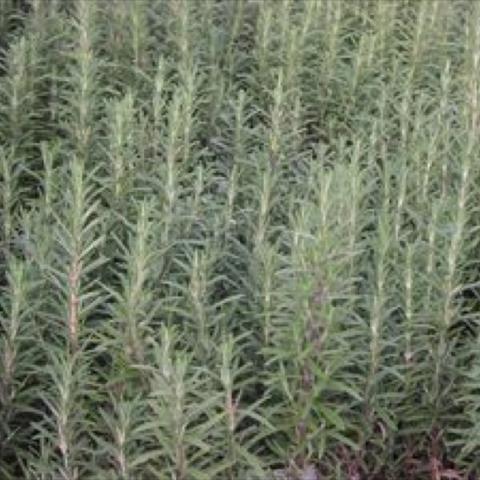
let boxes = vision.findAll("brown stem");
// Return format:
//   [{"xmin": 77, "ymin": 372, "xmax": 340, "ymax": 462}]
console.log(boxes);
[{"xmin": 68, "ymin": 257, "xmax": 81, "ymax": 351}]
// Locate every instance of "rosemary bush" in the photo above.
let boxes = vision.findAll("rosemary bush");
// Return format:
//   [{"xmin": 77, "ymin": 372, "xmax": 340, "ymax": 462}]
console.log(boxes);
[{"xmin": 1, "ymin": 1, "xmax": 480, "ymax": 478}]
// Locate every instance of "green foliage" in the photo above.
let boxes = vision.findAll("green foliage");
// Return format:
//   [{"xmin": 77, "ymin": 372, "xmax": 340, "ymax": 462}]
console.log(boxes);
[{"xmin": 1, "ymin": 1, "xmax": 480, "ymax": 478}]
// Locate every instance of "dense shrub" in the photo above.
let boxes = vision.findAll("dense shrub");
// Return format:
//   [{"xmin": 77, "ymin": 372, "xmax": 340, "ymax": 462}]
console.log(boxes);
[{"xmin": 1, "ymin": 1, "xmax": 480, "ymax": 478}]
